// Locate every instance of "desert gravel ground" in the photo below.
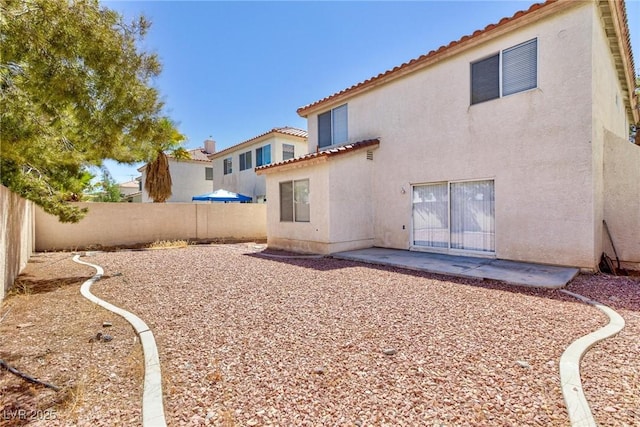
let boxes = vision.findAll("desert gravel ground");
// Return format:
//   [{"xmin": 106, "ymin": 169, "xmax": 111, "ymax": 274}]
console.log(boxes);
[{"xmin": 1, "ymin": 244, "xmax": 638, "ymax": 426}]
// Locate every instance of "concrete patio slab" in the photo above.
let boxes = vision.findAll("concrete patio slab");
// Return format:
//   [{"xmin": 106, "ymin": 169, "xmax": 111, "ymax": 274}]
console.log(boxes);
[{"xmin": 332, "ymin": 247, "xmax": 579, "ymax": 288}]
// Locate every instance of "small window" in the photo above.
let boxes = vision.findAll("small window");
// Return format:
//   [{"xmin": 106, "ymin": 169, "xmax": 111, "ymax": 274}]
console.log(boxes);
[
  {"xmin": 471, "ymin": 38, "xmax": 537, "ymax": 105},
  {"xmin": 502, "ymin": 39, "xmax": 537, "ymax": 96},
  {"xmin": 205, "ymin": 167, "xmax": 213, "ymax": 180},
  {"xmin": 280, "ymin": 179, "xmax": 309, "ymax": 222},
  {"xmin": 256, "ymin": 144, "xmax": 271, "ymax": 167},
  {"xmin": 239, "ymin": 151, "xmax": 252, "ymax": 171},
  {"xmin": 318, "ymin": 104, "xmax": 348, "ymax": 148},
  {"xmin": 223, "ymin": 158, "xmax": 232, "ymax": 175},
  {"xmin": 282, "ymin": 144, "xmax": 295, "ymax": 161},
  {"xmin": 471, "ymin": 54, "xmax": 499, "ymax": 104}
]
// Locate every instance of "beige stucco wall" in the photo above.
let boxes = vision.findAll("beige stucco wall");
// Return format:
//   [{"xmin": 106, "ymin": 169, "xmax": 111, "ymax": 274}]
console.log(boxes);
[
  {"xmin": 141, "ymin": 160, "xmax": 213, "ymax": 203},
  {"xmin": 590, "ymin": 3, "xmax": 637, "ymax": 270},
  {"xmin": 326, "ymin": 149, "xmax": 376, "ymax": 252},
  {"xmin": 603, "ymin": 130, "xmax": 640, "ymax": 270},
  {"xmin": 261, "ymin": 147, "xmax": 377, "ymax": 254},
  {"xmin": 304, "ymin": 3, "xmax": 607, "ymax": 268},
  {"xmin": 263, "ymin": 160, "xmax": 331, "ymax": 253},
  {"xmin": 212, "ymin": 135, "xmax": 308, "ymax": 202},
  {"xmin": 1, "ymin": 185, "xmax": 34, "ymax": 302},
  {"xmin": 35, "ymin": 202, "xmax": 266, "ymax": 251}
]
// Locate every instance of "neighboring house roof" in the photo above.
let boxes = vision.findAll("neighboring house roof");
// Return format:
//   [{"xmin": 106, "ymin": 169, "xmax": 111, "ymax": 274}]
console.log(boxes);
[
  {"xmin": 118, "ymin": 180, "xmax": 139, "ymax": 189},
  {"xmin": 256, "ymin": 139, "xmax": 380, "ymax": 173},
  {"xmin": 174, "ymin": 148, "xmax": 212, "ymax": 162},
  {"xmin": 210, "ymin": 127, "xmax": 308, "ymax": 160},
  {"xmin": 137, "ymin": 148, "xmax": 213, "ymax": 172},
  {"xmin": 297, "ymin": 0, "xmax": 638, "ymax": 123}
]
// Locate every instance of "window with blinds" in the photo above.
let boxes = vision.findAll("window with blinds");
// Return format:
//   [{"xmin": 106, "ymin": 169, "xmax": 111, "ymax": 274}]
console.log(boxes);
[
  {"xmin": 318, "ymin": 104, "xmax": 348, "ymax": 148},
  {"xmin": 223, "ymin": 158, "xmax": 232, "ymax": 175},
  {"xmin": 471, "ymin": 38, "xmax": 537, "ymax": 105},
  {"xmin": 282, "ymin": 144, "xmax": 295, "ymax": 161},
  {"xmin": 471, "ymin": 55, "xmax": 499, "ymax": 104}
]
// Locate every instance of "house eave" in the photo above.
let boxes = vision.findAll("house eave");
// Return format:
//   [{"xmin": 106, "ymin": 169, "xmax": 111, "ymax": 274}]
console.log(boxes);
[
  {"xmin": 256, "ymin": 138, "xmax": 380, "ymax": 175},
  {"xmin": 599, "ymin": 0, "xmax": 639, "ymax": 125}
]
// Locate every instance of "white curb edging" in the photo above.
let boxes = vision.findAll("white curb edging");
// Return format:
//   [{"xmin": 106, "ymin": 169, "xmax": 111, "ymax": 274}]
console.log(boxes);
[
  {"xmin": 73, "ymin": 255, "xmax": 167, "ymax": 427},
  {"xmin": 559, "ymin": 289, "xmax": 625, "ymax": 427}
]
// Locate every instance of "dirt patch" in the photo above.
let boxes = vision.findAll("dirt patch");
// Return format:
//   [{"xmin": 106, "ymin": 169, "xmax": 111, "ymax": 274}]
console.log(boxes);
[{"xmin": 0, "ymin": 253, "xmax": 143, "ymax": 427}]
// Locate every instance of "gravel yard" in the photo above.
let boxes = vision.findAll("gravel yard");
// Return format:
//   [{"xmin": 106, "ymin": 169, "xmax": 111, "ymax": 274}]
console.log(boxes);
[{"xmin": 1, "ymin": 244, "xmax": 638, "ymax": 426}]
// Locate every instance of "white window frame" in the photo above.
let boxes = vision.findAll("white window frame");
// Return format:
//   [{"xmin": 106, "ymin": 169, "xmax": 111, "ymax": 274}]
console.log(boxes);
[
  {"xmin": 318, "ymin": 104, "xmax": 348, "ymax": 148},
  {"xmin": 223, "ymin": 157, "xmax": 232, "ymax": 175},
  {"xmin": 205, "ymin": 167, "xmax": 213, "ymax": 181},
  {"xmin": 282, "ymin": 143, "xmax": 295, "ymax": 161},
  {"xmin": 256, "ymin": 144, "xmax": 271, "ymax": 167},
  {"xmin": 411, "ymin": 178, "xmax": 495, "ymax": 257},
  {"xmin": 471, "ymin": 38, "xmax": 537, "ymax": 105},
  {"xmin": 239, "ymin": 151, "xmax": 252, "ymax": 171},
  {"xmin": 279, "ymin": 179, "xmax": 310, "ymax": 223}
]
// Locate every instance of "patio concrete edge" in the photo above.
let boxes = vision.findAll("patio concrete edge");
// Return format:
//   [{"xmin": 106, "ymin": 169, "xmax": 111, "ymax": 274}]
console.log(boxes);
[
  {"xmin": 73, "ymin": 254, "xmax": 167, "ymax": 427},
  {"xmin": 558, "ymin": 289, "xmax": 625, "ymax": 427}
]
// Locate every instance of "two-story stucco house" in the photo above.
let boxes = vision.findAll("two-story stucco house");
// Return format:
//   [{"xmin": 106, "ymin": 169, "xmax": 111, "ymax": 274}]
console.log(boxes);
[
  {"xmin": 118, "ymin": 178, "xmax": 142, "ymax": 203},
  {"xmin": 210, "ymin": 127, "xmax": 307, "ymax": 203},
  {"xmin": 139, "ymin": 140, "xmax": 216, "ymax": 203},
  {"xmin": 257, "ymin": 0, "xmax": 639, "ymax": 271}
]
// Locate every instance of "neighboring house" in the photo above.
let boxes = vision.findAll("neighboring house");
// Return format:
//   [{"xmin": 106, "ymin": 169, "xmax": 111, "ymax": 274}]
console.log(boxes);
[
  {"xmin": 210, "ymin": 127, "xmax": 307, "ymax": 203},
  {"xmin": 257, "ymin": 0, "xmax": 640, "ymax": 271},
  {"xmin": 139, "ymin": 140, "xmax": 216, "ymax": 203},
  {"xmin": 119, "ymin": 178, "xmax": 142, "ymax": 203}
]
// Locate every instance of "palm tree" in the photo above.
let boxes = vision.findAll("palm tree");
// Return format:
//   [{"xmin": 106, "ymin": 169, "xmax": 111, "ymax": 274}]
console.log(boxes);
[{"xmin": 144, "ymin": 118, "xmax": 189, "ymax": 202}]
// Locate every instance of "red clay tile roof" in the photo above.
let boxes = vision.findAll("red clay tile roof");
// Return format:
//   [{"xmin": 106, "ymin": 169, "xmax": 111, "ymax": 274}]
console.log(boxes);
[
  {"xmin": 210, "ymin": 127, "xmax": 308, "ymax": 159},
  {"xmin": 297, "ymin": 0, "xmax": 637, "ymax": 122},
  {"xmin": 256, "ymin": 139, "xmax": 380, "ymax": 173},
  {"xmin": 184, "ymin": 148, "xmax": 213, "ymax": 162}
]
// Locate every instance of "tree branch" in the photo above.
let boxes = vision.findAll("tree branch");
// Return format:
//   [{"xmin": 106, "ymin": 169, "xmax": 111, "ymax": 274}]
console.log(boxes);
[{"xmin": 0, "ymin": 359, "xmax": 60, "ymax": 391}]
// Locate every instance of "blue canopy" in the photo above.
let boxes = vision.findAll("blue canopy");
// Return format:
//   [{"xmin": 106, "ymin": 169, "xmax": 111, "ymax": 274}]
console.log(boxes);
[{"xmin": 192, "ymin": 189, "xmax": 252, "ymax": 202}]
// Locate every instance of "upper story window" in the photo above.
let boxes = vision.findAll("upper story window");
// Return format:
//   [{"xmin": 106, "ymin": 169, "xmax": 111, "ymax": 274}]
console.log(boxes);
[
  {"xmin": 239, "ymin": 151, "xmax": 252, "ymax": 171},
  {"xmin": 256, "ymin": 144, "xmax": 271, "ymax": 167},
  {"xmin": 318, "ymin": 104, "xmax": 348, "ymax": 148},
  {"xmin": 282, "ymin": 144, "xmax": 295, "ymax": 161},
  {"xmin": 471, "ymin": 38, "xmax": 537, "ymax": 105},
  {"xmin": 205, "ymin": 167, "xmax": 213, "ymax": 180},
  {"xmin": 223, "ymin": 157, "xmax": 232, "ymax": 175}
]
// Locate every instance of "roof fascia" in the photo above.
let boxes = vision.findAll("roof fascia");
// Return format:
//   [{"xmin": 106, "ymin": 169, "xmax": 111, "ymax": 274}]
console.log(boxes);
[
  {"xmin": 603, "ymin": 0, "xmax": 639, "ymax": 124},
  {"xmin": 256, "ymin": 156, "xmax": 328, "ymax": 175},
  {"xmin": 210, "ymin": 130, "xmax": 306, "ymax": 160}
]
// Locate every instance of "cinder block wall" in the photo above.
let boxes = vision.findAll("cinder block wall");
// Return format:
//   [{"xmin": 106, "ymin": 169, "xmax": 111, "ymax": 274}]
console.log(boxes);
[
  {"xmin": 35, "ymin": 202, "xmax": 266, "ymax": 251},
  {"xmin": 603, "ymin": 132, "xmax": 640, "ymax": 270}
]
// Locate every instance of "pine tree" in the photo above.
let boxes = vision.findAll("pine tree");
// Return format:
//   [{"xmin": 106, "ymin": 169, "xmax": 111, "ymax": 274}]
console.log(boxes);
[{"xmin": 0, "ymin": 0, "xmax": 182, "ymax": 221}]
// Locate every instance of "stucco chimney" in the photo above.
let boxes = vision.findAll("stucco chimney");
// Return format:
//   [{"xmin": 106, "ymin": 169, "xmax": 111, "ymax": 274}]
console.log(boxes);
[{"xmin": 204, "ymin": 139, "xmax": 216, "ymax": 154}]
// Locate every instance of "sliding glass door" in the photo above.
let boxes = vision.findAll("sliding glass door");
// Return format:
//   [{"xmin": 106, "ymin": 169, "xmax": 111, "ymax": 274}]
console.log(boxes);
[{"xmin": 412, "ymin": 180, "xmax": 495, "ymax": 253}]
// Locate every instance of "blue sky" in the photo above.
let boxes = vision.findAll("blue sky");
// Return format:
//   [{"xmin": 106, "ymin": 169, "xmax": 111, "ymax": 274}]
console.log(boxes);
[{"xmin": 102, "ymin": 0, "xmax": 640, "ymax": 183}]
